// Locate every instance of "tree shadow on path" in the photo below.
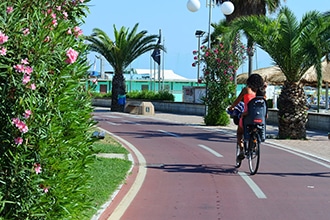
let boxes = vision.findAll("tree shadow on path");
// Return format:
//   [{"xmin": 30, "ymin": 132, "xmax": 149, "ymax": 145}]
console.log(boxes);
[{"xmin": 146, "ymin": 163, "xmax": 238, "ymax": 175}]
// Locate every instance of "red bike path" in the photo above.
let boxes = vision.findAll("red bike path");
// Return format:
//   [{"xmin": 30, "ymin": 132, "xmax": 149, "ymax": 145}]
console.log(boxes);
[{"xmin": 92, "ymin": 109, "xmax": 330, "ymax": 220}]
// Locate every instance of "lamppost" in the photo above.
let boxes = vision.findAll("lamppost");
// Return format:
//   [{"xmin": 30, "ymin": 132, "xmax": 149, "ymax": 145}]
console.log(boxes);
[
  {"xmin": 187, "ymin": 0, "xmax": 234, "ymax": 48},
  {"xmin": 187, "ymin": 0, "xmax": 234, "ymax": 115},
  {"xmin": 195, "ymin": 30, "xmax": 205, "ymax": 83},
  {"xmin": 95, "ymin": 55, "xmax": 104, "ymax": 79}
]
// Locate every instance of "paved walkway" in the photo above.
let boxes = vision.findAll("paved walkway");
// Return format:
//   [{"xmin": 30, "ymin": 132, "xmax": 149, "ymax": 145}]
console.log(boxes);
[
  {"xmin": 93, "ymin": 108, "xmax": 329, "ymax": 220},
  {"xmin": 148, "ymin": 112, "xmax": 330, "ymax": 162}
]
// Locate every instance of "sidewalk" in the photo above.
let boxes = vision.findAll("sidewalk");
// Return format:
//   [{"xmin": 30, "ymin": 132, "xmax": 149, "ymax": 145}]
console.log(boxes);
[{"xmin": 149, "ymin": 112, "xmax": 330, "ymax": 162}]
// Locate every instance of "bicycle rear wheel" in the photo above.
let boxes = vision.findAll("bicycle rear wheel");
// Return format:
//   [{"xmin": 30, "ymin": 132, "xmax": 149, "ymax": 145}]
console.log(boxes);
[{"xmin": 248, "ymin": 135, "xmax": 260, "ymax": 175}]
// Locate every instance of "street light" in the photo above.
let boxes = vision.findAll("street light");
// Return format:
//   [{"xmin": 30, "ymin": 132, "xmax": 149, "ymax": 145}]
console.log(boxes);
[
  {"xmin": 195, "ymin": 30, "xmax": 205, "ymax": 83},
  {"xmin": 95, "ymin": 55, "xmax": 104, "ymax": 79},
  {"xmin": 187, "ymin": 0, "xmax": 234, "ymax": 115},
  {"xmin": 187, "ymin": 0, "xmax": 234, "ymax": 47}
]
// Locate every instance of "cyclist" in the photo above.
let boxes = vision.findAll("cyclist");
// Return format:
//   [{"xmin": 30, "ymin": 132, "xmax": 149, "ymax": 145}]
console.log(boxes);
[{"xmin": 228, "ymin": 74, "xmax": 264, "ymax": 161}]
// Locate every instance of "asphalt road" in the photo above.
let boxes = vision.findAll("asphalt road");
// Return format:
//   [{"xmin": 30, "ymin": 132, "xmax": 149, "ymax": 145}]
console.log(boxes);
[{"xmin": 93, "ymin": 111, "xmax": 330, "ymax": 220}]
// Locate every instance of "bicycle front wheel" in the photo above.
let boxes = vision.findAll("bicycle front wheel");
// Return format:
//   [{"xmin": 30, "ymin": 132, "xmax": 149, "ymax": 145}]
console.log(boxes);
[
  {"xmin": 235, "ymin": 143, "xmax": 242, "ymax": 168},
  {"xmin": 248, "ymin": 135, "xmax": 260, "ymax": 175}
]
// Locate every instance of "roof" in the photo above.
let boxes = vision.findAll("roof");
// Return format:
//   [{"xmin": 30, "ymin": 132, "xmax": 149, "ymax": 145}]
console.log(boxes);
[{"xmin": 135, "ymin": 69, "xmax": 188, "ymax": 80}]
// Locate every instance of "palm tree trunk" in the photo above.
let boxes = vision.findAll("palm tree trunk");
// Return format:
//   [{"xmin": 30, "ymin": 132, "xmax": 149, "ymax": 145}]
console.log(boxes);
[
  {"xmin": 111, "ymin": 73, "xmax": 126, "ymax": 112},
  {"xmin": 278, "ymin": 82, "xmax": 308, "ymax": 139}
]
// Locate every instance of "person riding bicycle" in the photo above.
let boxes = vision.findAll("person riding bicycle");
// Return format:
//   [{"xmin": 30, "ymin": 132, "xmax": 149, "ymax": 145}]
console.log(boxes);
[{"xmin": 228, "ymin": 74, "xmax": 265, "ymax": 161}]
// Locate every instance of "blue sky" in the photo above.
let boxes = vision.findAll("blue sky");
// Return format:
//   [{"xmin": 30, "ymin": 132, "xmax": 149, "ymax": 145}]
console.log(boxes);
[{"xmin": 82, "ymin": 0, "xmax": 329, "ymax": 79}]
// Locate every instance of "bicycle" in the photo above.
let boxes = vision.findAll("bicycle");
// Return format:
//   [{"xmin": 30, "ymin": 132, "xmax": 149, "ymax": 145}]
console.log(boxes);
[{"xmin": 230, "ymin": 96, "xmax": 267, "ymax": 175}]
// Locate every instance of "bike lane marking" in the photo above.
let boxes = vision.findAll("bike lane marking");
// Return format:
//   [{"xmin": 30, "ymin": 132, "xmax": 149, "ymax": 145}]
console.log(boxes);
[
  {"xmin": 198, "ymin": 144, "xmax": 223, "ymax": 157},
  {"xmin": 99, "ymin": 130, "xmax": 147, "ymax": 220},
  {"xmin": 238, "ymin": 172, "xmax": 267, "ymax": 199},
  {"xmin": 158, "ymin": 129, "xmax": 181, "ymax": 138},
  {"xmin": 264, "ymin": 142, "xmax": 330, "ymax": 168}
]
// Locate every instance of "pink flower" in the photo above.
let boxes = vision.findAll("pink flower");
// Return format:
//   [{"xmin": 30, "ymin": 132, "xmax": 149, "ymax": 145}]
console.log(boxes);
[
  {"xmin": 23, "ymin": 28, "xmax": 30, "ymax": 36},
  {"xmin": 43, "ymin": 187, "xmax": 49, "ymax": 193},
  {"xmin": 0, "ymin": 31, "xmax": 9, "ymax": 44},
  {"xmin": 29, "ymin": 83, "xmax": 36, "ymax": 90},
  {"xmin": 65, "ymin": 48, "xmax": 78, "ymax": 64},
  {"xmin": 6, "ymin": 6, "xmax": 13, "ymax": 14},
  {"xmin": 0, "ymin": 47, "xmax": 6, "ymax": 55},
  {"xmin": 21, "ymin": 58, "xmax": 29, "ymax": 65},
  {"xmin": 73, "ymin": 26, "xmax": 83, "ymax": 37},
  {"xmin": 92, "ymin": 78, "xmax": 98, "ymax": 84},
  {"xmin": 63, "ymin": 11, "xmax": 68, "ymax": 19},
  {"xmin": 34, "ymin": 163, "xmax": 42, "ymax": 174},
  {"xmin": 12, "ymin": 118, "xmax": 28, "ymax": 133},
  {"xmin": 24, "ymin": 66, "xmax": 33, "ymax": 75},
  {"xmin": 23, "ymin": 110, "xmax": 32, "ymax": 119},
  {"xmin": 14, "ymin": 137, "xmax": 23, "ymax": 145},
  {"xmin": 12, "ymin": 117, "xmax": 19, "ymax": 125},
  {"xmin": 13, "ymin": 64, "xmax": 25, "ymax": 72},
  {"xmin": 52, "ymin": 19, "xmax": 58, "ymax": 27},
  {"xmin": 22, "ymin": 74, "xmax": 31, "ymax": 85}
]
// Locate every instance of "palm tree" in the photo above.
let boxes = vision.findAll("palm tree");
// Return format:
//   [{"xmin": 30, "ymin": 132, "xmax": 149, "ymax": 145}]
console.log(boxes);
[
  {"xmin": 213, "ymin": 0, "xmax": 285, "ymax": 78},
  {"xmin": 215, "ymin": 0, "xmax": 283, "ymax": 21},
  {"xmin": 226, "ymin": 7, "xmax": 330, "ymax": 139},
  {"xmin": 85, "ymin": 23, "xmax": 165, "ymax": 111}
]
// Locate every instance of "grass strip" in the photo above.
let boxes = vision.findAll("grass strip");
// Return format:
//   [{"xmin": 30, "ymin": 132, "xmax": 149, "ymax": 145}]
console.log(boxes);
[{"xmin": 80, "ymin": 131, "xmax": 132, "ymax": 219}]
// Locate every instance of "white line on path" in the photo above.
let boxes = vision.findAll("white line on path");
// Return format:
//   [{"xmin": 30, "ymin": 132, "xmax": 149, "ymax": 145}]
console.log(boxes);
[
  {"xmin": 103, "ymin": 115, "xmax": 121, "ymax": 119},
  {"xmin": 238, "ymin": 172, "xmax": 267, "ymax": 199},
  {"xmin": 94, "ymin": 129, "xmax": 147, "ymax": 220},
  {"xmin": 264, "ymin": 142, "xmax": 330, "ymax": 169},
  {"xmin": 106, "ymin": 121, "xmax": 120, "ymax": 126},
  {"xmin": 198, "ymin": 144, "xmax": 223, "ymax": 157},
  {"xmin": 158, "ymin": 130, "xmax": 181, "ymax": 137}
]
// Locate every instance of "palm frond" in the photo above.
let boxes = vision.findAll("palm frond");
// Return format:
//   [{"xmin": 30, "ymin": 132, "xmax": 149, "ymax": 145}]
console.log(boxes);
[{"xmin": 85, "ymin": 23, "xmax": 165, "ymax": 73}]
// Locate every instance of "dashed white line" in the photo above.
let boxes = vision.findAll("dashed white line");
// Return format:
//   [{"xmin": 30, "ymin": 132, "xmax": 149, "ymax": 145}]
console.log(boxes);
[
  {"xmin": 238, "ymin": 172, "xmax": 267, "ymax": 199},
  {"xmin": 103, "ymin": 115, "xmax": 121, "ymax": 119},
  {"xmin": 198, "ymin": 144, "xmax": 223, "ymax": 157}
]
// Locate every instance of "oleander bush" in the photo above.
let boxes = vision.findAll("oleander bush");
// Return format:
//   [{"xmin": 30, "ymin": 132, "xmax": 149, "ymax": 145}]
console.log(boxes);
[
  {"xmin": 193, "ymin": 42, "xmax": 246, "ymax": 126},
  {"xmin": 0, "ymin": 0, "xmax": 97, "ymax": 219}
]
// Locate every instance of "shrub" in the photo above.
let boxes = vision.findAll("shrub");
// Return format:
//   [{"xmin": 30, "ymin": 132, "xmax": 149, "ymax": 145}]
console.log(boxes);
[
  {"xmin": 0, "ymin": 1, "xmax": 96, "ymax": 219},
  {"xmin": 126, "ymin": 90, "xmax": 174, "ymax": 101},
  {"xmin": 91, "ymin": 91, "xmax": 112, "ymax": 98}
]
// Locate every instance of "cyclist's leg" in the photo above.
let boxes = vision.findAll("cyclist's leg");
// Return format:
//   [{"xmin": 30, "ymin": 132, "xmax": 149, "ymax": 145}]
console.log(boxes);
[{"xmin": 236, "ymin": 125, "xmax": 244, "ymax": 160}]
